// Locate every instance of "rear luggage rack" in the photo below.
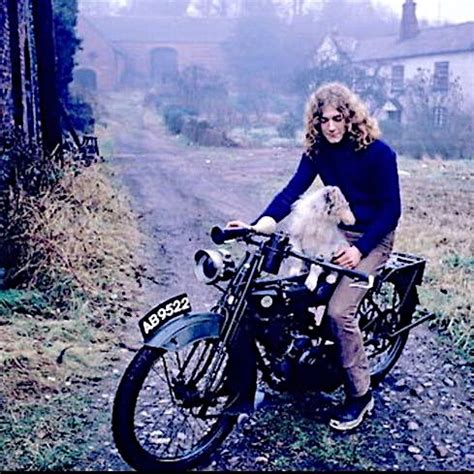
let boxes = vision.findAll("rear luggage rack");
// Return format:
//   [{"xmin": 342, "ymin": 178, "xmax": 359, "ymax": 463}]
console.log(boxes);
[
  {"xmin": 386, "ymin": 251, "xmax": 426, "ymax": 270},
  {"xmin": 380, "ymin": 251, "xmax": 436, "ymax": 333},
  {"xmin": 382, "ymin": 251, "xmax": 426, "ymax": 286}
]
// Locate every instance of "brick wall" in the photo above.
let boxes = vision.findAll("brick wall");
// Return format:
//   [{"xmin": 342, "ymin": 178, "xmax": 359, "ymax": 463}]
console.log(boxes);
[
  {"xmin": 0, "ymin": 0, "xmax": 14, "ymax": 135},
  {"xmin": 0, "ymin": 0, "xmax": 42, "ymax": 144},
  {"xmin": 118, "ymin": 41, "xmax": 228, "ymax": 78},
  {"xmin": 75, "ymin": 16, "xmax": 230, "ymax": 91},
  {"xmin": 74, "ymin": 16, "xmax": 125, "ymax": 91},
  {"xmin": 18, "ymin": 0, "xmax": 41, "ymax": 142}
]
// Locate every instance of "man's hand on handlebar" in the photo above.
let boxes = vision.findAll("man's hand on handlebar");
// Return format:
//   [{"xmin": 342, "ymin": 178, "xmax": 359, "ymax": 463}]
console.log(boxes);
[
  {"xmin": 225, "ymin": 220, "xmax": 252, "ymax": 230},
  {"xmin": 225, "ymin": 216, "xmax": 277, "ymax": 235}
]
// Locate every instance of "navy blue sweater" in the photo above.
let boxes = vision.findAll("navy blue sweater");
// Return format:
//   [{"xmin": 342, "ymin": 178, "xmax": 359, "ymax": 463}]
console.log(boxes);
[{"xmin": 257, "ymin": 137, "xmax": 402, "ymax": 256}]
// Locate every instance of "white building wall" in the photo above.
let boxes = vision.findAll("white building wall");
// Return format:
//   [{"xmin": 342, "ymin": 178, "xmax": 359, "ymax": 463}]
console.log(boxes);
[
  {"xmin": 370, "ymin": 51, "xmax": 474, "ymax": 105},
  {"xmin": 314, "ymin": 36, "xmax": 340, "ymax": 64}
]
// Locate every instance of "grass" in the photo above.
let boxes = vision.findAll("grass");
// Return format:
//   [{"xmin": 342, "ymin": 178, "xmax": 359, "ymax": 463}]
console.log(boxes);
[
  {"xmin": 251, "ymin": 400, "xmax": 378, "ymax": 471},
  {"xmin": 0, "ymin": 392, "xmax": 105, "ymax": 470},
  {"xmin": 0, "ymin": 147, "xmax": 145, "ymax": 470},
  {"xmin": 0, "ymin": 289, "xmax": 123, "ymax": 470},
  {"xmin": 394, "ymin": 157, "xmax": 473, "ymax": 357}
]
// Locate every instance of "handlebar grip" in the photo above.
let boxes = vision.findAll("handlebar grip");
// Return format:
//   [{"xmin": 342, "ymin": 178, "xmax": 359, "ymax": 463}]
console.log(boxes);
[{"xmin": 210, "ymin": 225, "xmax": 251, "ymax": 245}]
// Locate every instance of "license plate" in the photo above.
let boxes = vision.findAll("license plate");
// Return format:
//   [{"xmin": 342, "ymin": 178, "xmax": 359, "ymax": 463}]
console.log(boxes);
[{"xmin": 138, "ymin": 293, "xmax": 192, "ymax": 341}]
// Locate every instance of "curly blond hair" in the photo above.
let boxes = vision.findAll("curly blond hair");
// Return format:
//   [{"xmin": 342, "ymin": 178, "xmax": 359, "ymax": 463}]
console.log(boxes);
[{"xmin": 304, "ymin": 82, "xmax": 380, "ymax": 153}]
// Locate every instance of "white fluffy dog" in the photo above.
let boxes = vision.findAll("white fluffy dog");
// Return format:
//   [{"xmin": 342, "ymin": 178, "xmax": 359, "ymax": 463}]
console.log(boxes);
[{"xmin": 288, "ymin": 185, "xmax": 356, "ymax": 291}]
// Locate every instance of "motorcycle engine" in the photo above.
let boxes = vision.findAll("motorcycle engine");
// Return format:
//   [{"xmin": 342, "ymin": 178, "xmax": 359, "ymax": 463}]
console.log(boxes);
[
  {"xmin": 294, "ymin": 343, "xmax": 344, "ymax": 392},
  {"xmin": 269, "ymin": 336, "xmax": 343, "ymax": 393},
  {"xmin": 254, "ymin": 314, "xmax": 343, "ymax": 393},
  {"xmin": 250, "ymin": 278, "xmax": 344, "ymax": 393}
]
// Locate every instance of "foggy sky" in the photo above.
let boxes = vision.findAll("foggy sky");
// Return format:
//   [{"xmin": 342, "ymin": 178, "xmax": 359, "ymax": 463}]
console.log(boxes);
[
  {"xmin": 374, "ymin": 0, "xmax": 474, "ymax": 24},
  {"xmin": 109, "ymin": 0, "xmax": 474, "ymax": 24}
]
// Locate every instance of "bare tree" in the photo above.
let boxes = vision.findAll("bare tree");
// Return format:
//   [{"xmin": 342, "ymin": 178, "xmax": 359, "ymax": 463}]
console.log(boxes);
[
  {"xmin": 315, "ymin": 0, "xmax": 398, "ymax": 38},
  {"xmin": 191, "ymin": 0, "xmax": 239, "ymax": 17},
  {"xmin": 292, "ymin": 0, "xmax": 304, "ymax": 17},
  {"xmin": 128, "ymin": 0, "xmax": 189, "ymax": 16},
  {"xmin": 240, "ymin": 0, "xmax": 276, "ymax": 16},
  {"xmin": 214, "ymin": 0, "xmax": 228, "ymax": 16}
]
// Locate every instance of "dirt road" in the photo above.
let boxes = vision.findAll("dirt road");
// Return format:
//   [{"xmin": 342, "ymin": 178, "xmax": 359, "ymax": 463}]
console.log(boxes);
[{"xmin": 88, "ymin": 102, "xmax": 472, "ymax": 471}]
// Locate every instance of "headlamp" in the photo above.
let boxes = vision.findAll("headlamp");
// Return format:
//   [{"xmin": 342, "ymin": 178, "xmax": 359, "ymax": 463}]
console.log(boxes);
[{"xmin": 193, "ymin": 248, "xmax": 236, "ymax": 284}]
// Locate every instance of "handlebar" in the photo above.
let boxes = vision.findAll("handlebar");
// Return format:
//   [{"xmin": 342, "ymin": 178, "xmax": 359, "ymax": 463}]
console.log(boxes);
[
  {"xmin": 287, "ymin": 248, "xmax": 376, "ymax": 288},
  {"xmin": 210, "ymin": 225, "xmax": 252, "ymax": 245},
  {"xmin": 209, "ymin": 225, "xmax": 377, "ymax": 287},
  {"xmin": 210, "ymin": 224, "xmax": 272, "ymax": 244}
]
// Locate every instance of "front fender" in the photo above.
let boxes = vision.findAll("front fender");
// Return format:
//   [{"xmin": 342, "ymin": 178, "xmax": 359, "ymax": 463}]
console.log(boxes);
[{"xmin": 144, "ymin": 311, "xmax": 224, "ymax": 351}]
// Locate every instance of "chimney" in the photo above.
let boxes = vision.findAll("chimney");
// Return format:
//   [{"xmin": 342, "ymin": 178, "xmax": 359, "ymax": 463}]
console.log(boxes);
[{"xmin": 400, "ymin": 0, "xmax": 419, "ymax": 40}]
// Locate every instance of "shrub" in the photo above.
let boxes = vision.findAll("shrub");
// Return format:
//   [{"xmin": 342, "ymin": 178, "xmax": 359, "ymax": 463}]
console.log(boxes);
[
  {"xmin": 163, "ymin": 104, "xmax": 198, "ymax": 135},
  {"xmin": 401, "ymin": 70, "xmax": 473, "ymax": 159},
  {"xmin": 277, "ymin": 112, "xmax": 300, "ymax": 138},
  {"xmin": 1, "ymin": 144, "xmax": 142, "ymax": 322}
]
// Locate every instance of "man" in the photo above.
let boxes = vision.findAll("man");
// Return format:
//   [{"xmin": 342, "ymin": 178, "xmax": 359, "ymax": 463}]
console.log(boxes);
[{"xmin": 227, "ymin": 82, "xmax": 401, "ymax": 430}]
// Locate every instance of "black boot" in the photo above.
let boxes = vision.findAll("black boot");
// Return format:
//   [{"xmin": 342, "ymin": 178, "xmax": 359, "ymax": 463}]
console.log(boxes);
[{"xmin": 329, "ymin": 389, "xmax": 374, "ymax": 431}]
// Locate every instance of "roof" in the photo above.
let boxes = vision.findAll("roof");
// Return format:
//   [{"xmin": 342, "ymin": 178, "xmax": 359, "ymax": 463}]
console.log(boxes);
[
  {"xmin": 83, "ymin": 15, "xmax": 237, "ymax": 44},
  {"xmin": 332, "ymin": 35, "xmax": 358, "ymax": 58},
  {"xmin": 78, "ymin": 16, "xmax": 126, "ymax": 55},
  {"xmin": 352, "ymin": 22, "xmax": 474, "ymax": 62}
]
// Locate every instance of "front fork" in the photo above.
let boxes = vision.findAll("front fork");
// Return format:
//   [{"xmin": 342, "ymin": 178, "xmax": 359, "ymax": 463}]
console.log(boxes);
[{"xmin": 202, "ymin": 252, "xmax": 264, "ymax": 404}]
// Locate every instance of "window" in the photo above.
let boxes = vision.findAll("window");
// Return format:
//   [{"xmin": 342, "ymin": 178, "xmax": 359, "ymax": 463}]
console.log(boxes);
[
  {"xmin": 433, "ymin": 106, "xmax": 447, "ymax": 127},
  {"xmin": 387, "ymin": 110, "xmax": 402, "ymax": 123},
  {"xmin": 433, "ymin": 61, "xmax": 449, "ymax": 92},
  {"xmin": 391, "ymin": 65, "xmax": 404, "ymax": 93}
]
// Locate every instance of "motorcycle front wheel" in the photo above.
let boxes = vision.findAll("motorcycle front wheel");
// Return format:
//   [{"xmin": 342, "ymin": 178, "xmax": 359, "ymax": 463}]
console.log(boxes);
[{"xmin": 112, "ymin": 319, "xmax": 238, "ymax": 471}]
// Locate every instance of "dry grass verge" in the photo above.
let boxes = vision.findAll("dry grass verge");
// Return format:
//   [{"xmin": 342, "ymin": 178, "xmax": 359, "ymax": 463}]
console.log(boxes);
[
  {"xmin": 394, "ymin": 158, "xmax": 473, "ymax": 357},
  {"xmin": 0, "ymin": 150, "xmax": 145, "ymax": 470}
]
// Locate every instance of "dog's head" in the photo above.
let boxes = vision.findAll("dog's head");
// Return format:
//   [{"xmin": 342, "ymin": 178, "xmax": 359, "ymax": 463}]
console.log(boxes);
[
  {"xmin": 323, "ymin": 186, "xmax": 356, "ymax": 225},
  {"xmin": 294, "ymin": 186, "xmax": 355, "ymax": 225}
]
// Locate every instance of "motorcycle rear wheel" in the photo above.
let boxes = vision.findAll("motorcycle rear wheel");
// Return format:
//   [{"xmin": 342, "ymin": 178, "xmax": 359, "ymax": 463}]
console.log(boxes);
[
  {"xmin": 358, "ymin": 279, "xmax": 415, "ymax": 385},
  {"xmin": 112, "ymin": 326, "xmax": 237, "ymax": 471}
]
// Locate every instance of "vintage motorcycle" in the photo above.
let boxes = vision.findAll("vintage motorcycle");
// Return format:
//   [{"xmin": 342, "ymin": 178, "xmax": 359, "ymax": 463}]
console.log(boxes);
[{"xmin": 112, "ymin": 224, "xmax": 434, "ymax": 471}]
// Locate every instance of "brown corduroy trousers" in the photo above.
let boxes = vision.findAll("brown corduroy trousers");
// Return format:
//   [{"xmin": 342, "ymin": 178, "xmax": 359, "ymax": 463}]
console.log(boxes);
[{"xmin": 327, "ymin": 230, "xmax": 395, "ymax": 397}]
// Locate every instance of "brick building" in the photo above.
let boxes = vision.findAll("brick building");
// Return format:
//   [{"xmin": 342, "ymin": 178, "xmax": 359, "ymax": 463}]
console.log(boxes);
[
  {"xmin": 1, "ymin": 0, "xmax": 63, "ymax": 272},
  {"xmin": 1, "ymin": 0, "xmax": 40, "ymax": 143},
  {"xmin": 0, "ymin": 0, "xmax": 61, "ymax": 154},
  {"xmin": 74, "ymin": 14, "xmax": 236, "ymax": 91}
]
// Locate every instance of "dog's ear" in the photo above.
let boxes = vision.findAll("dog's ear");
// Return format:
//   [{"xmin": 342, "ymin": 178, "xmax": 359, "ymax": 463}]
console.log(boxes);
[
  {"xmin": 330, "ymin": 187, "xmax": 356, "ymax": 225},
  {"xmin": 324, "ymin": 186, "xmax": 338, "ymax": 214},
  {"xmin": 332, "ymin": 187, "xmax": 344, "ymax": 206}
]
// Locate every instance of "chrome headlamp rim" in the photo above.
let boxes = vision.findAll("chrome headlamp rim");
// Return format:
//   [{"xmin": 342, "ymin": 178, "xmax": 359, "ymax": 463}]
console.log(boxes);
[{"xmin": 193, "ymin": 248, "xmax": 235, "ymax": 284}]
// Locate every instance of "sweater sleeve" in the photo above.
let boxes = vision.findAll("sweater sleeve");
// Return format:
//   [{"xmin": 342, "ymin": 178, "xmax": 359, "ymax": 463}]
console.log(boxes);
[
  {"xmin": 252, "ymin": 152, "xmax": 318, "ymax": 224},
  {"xmin": 353, "ymin": 146, "xmax": 402, "ymax": 256}
]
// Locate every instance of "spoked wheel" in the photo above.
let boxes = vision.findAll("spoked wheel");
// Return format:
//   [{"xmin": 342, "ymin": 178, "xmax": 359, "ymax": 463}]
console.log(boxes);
[
  {"xmin": 112, "ymin": 330, "xmax": 238, "ymax": 471},
  {"xmin": 357, "ymin": 279, "xmax": 414, "ymax": 385}
]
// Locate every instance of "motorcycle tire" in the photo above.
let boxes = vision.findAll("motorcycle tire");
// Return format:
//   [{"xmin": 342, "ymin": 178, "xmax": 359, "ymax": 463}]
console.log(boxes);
[
  {"xmin": 112, "ymin": 319, "xmax": 238, "ymax": 471},
  {"xmin": 357, "ymin": 278, "xmax": 416, "ymax": 386}
]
